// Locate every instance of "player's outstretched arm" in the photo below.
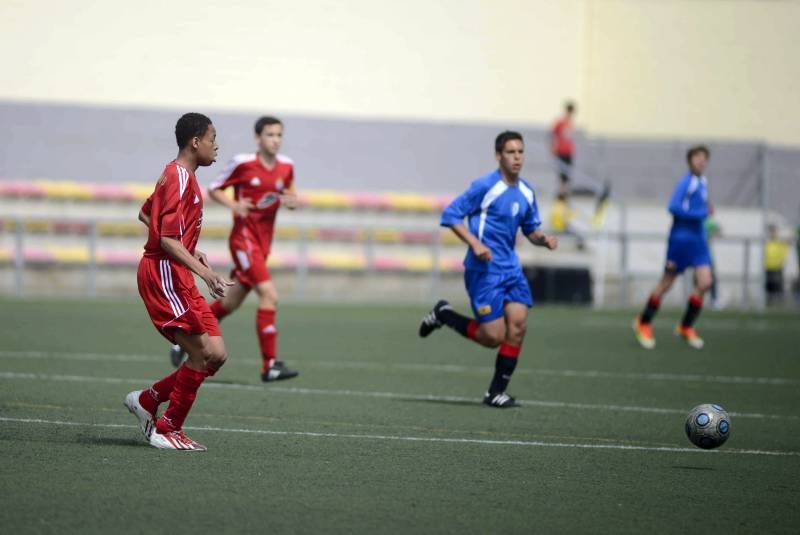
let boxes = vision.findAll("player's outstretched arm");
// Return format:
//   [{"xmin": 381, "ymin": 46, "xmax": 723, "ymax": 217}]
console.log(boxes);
[
  {"xmin": 159, "ymin": 236, "xmax": 233, "ymax": 298},
  {"xmin": 208, "ymin": 187, "xmax": 254, "ymax": 218},
  {"xmin": 527, "ymin": 229, "xmax": 558, "ymax": 250},
  {"xmin": 448, "ymin": 223, "xmax": 492, "ymax": 262}
]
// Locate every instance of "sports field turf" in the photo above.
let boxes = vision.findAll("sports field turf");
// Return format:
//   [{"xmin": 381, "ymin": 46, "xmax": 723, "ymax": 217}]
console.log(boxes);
[{"xmin": 1, "ymin": 298, "xmax": 798, "ymax": 533}]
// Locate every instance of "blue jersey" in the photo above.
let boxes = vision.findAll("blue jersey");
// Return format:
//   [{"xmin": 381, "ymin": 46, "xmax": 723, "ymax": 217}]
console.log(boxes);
[
  {"xmin": 668, "ymin": 172, "xmax": 709, "ymax": 241},
  {"xmin": 441, "ymin": 169, "xmax": 541, "ymax": 273}
]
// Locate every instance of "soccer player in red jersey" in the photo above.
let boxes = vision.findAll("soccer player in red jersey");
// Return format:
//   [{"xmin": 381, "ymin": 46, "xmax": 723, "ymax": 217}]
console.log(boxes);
[
  {"xmin": 124, "ymin": 113, "xmax": 233, "ymax": 451},
  {"xmin": 551, "ymin": 101, "xmax": 576, "ymax": 196},
  {"xmin": 170, "ymin": 116, "xmax": 299, "ymax": 382}
]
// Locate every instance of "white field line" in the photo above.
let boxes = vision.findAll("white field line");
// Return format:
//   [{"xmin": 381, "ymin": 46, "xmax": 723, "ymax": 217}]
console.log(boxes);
[
  {"xmin": 0, "ymin": 370, "xmax": 797, "ymax": 422},
  {"xmin": 1, "ymin": 416, "xmax": 798, "ymax": 458},
  {"xmin": 0, "ymin": 350, "xmax": 796, "ymax": 387}
]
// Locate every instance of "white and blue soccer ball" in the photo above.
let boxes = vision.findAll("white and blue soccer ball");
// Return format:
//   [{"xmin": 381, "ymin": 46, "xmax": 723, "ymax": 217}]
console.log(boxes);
[{"xmin": 685, "ymin": 404, "xmax": 731, "ymax": 449}]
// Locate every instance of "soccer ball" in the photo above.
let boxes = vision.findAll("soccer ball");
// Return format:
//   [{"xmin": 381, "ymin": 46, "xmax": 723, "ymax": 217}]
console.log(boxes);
[{"xmin": 685, "ymin": 404, "xmax": 730, "ymax": 449}]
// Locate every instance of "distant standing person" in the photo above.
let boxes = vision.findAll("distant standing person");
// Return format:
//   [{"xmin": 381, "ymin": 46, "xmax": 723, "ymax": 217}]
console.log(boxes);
[
  {"xmin": 633, "ymin": 145, "xmax": 713, "ymax": 350},
  {"xmin": 764, "ymin": 223, "xmax": 789, "ymax": 305},
  {"xmin": 551, "ymin": 101, "xmax": 576, "ymax": 196}
]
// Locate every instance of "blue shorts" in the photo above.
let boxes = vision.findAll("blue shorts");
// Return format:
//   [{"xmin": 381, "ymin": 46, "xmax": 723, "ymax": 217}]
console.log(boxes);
[
  {"xmin": 666, "ymin": 235, "xmax": 711, "ymax": 274},
  {"xmin": 464, "ymin": 268, "xmax": 533, "ymax": 323}
]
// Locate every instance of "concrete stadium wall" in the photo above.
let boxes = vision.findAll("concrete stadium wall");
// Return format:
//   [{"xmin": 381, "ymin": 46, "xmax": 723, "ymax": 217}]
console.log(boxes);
[
  {"xmin": 1, "ymin": 0, "xmax": 798, "ymax": 145},
  {"xmin": 1, "ymin": 100, "xmax": 799, "ymax": 223}
]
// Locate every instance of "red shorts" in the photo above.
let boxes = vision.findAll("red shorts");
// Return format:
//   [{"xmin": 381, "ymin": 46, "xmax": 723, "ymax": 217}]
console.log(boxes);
[
  {"xmin": 137, "ymin": 256, "xmax": 221, "ymax": 344},
  {"xmin": 229, "ymin": 238, "xmax": 271, "ymax": 288}
]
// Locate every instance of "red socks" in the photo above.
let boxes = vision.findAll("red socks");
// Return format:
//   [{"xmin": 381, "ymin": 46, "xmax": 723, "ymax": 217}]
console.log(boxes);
[
  {"xmin": 640, "ymin": 293, "xmax": 661, "ymax": 325},
  {"xmin": 210, "ymin": 300, "xmax": 230, "ymax": 321},
  {"xmin": 156, "ymin": 364, "xmax": 206, "ymax": 433},
  {"xmin": 139, "ymin": 369, "xmax": 179, "ymax": 415},
  {"xmin": 466, "ymin": 320, "xmax": 480, "ymax": 341},
  {"xmin": 140, "ymin": 359, "xmax": 220, "ymax": 419},
  {"xmin": 257, "ymin": 308, "xmax": 277, "ymax": 373},
  {"xmin": 498, "ymin": 343, "xmax": 521, "ymax": 359},
  {"xmin": 681, "ymin": 293, "xmax": 704, "ymax": 328}
]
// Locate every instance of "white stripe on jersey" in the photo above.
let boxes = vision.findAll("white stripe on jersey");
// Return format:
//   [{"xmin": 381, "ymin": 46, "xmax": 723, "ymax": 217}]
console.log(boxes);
[
  {"xmin": 209, "ymin": 153, "xmax": 258, "ymax": 190},
  {"xmin": 177, "ymin": 165, "xmax": 188, "ymax": 198},
  {"xmin": 235, "ymin": 250, "xmax": 251, "ymax": 270},
  {"xmin": 682, "ymin": 175, "xmax": 706, "ymax": 212},
  {"xmin": 176, "ymin": 165, "xmax": 188, "ymax": 238},
  {"xmin": 519, "ymin": 181, "xmax": 535, "ymax": 206},
  {"xmin": 276, "ymin": 153, "xmax": 294, "ymax": 165},
  {"xmin": 159, "ymin": 259, "xmax": 186, "ymax": 318},
  {"xmin": 477, "ymin": 180, "xmax": 509, "ymax": 241}
]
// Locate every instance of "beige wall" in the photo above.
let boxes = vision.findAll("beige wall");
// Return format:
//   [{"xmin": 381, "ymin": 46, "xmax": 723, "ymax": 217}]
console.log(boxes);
[
  {"xmin": 1, "ymin": 0, "xmax": 797, "ymax": 144},
  {"xmin": 585, "ymin": 0, "xmax": 800, "ymax": 145},
  {"xmin": 0, "ymin": 0, "xmax": 585, "ymax": 125}
]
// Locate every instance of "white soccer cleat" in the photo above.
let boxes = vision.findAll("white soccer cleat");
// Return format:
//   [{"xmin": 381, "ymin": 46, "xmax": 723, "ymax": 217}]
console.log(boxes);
[
  {"xmin": 123, "ymin": 390, "xmax": 155, "ymax": 441},
  {"xmin": 149, "ymin": 429, "xmax": 208, "ymax": 451}
]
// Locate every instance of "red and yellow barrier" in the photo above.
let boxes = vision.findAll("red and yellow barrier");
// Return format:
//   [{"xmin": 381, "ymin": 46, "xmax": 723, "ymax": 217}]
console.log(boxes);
[{"xmin": 0, "ymin": 180, "xmax": 453, "ymax": 214}]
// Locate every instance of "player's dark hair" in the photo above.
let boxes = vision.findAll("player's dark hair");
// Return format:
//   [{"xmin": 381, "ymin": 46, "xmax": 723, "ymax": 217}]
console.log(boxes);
[
  {"xmin": 495, "ymin": 131, "xmax": 523, "ymax": 153},
  {"xmin": 565, "ymin": 100, "xmax": 576, "ymax": 114},
  {"xmin": 255, "ymin": 116, "xmax": 283, "ymax": 135},
  {"xmin": 686, "ymin": 145, "xmax": 710, "ymax": 164},
  {"xmin": 175, "ymin": 113, "xmax": 212, "ymax": 149}
]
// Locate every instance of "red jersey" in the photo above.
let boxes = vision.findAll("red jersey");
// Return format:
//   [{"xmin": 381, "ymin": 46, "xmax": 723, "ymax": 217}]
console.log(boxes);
[
  {"xmin": 551, "ymin": 117, "xmax": 575, "ymax": 158},
  {"xmin": 141, "ymin": 161, "xmax": 205, "ymax": 260},
  {"xmin": 209, "ymin": 153, "xmax": 294, "ymax": 254}
]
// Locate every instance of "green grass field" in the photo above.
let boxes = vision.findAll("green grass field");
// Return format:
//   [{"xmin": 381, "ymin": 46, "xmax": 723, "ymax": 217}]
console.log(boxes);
[{"xmin": 1, "ymin": 298, "xmax": 799, "ymax": 534}]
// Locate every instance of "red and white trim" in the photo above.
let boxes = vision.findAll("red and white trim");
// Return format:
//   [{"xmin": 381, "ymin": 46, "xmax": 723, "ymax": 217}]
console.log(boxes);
[
  {"xmin": 209, "ymin": 153, "xmax": 257, "ymax": 190},
  {"xmin": 159, "ymin": 259, "xmax": 186, "ymax": 319},
  {"xmin": 176, "ymin": 164, "xmax": 189, "ymax": 198}
]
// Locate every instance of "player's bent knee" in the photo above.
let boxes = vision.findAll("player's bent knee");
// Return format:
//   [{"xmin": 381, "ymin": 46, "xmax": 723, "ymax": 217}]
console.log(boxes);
[
  {"xmin": 256, "ymin": 283, "xmax": 278, "ymax": 308},
  {"xmin": 482, "ymin": 329, "xmax": 506, "ymax": 348},
  {"xmin": 261, "ymin": 292, "xmax": 277, "ymax": 308},
  {"xmin": 203, "ymin": 346, "xmax": 227, "ymax": 369},
  {"xmin": 509, "ymin": 321, "xmax": 527, "ymax": 342}
]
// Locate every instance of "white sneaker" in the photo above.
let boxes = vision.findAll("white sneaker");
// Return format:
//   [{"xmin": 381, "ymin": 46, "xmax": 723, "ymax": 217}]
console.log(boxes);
[
  {"xmin": 149, "ymin": 429, "xmax": 207, "ymax": 451},
  {"xmin": 123, "ymin": 390, "xmax": 155, "ymax": 441}
]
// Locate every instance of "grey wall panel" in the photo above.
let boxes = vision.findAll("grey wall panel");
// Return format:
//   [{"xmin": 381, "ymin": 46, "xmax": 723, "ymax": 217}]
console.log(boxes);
[{"xmin": 1, "ymin": 101, "xmax": 798, "ymax": 220}]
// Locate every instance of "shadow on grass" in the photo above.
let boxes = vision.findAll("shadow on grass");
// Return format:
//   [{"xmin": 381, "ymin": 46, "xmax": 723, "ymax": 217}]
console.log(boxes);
[
  {"xmin": 81, "ymin": 436, "xmax": 147, "ymax": 448},
  {"xmin": 670, "ymin": 465, "xmax": 715, "ymax": 471},
  {"xmin": 206, "ymin": 379, "xmax": 259, "ymax": 386},
  {"xmin": 397, "ymin": 397, "xmax": 485, "ymax": 408}
]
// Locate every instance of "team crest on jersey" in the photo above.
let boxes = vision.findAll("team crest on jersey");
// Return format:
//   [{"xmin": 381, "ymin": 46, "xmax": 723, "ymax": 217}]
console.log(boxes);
[
  {"xmin": 256, "ymin": 192, "xmax": 280, "ymax": 209},
  {"xmin": 275, "ymin": 178, "xmax": 285, "ymax": 191},
  {"xmin": 511, "ymin": 202, "xmax": 520, "ymax": 217},
  {"xmin": 250, "ymin": 177, "xmax": 261, "ymax": 186}
]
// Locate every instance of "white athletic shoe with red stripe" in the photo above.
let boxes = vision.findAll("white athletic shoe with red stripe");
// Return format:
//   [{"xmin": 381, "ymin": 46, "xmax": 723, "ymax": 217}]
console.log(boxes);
[
  {"xmin": 123, "ymin": 390, "xmax": 155, "ymax": 441},
  {"xmin": 149, "ymin": 429, "xmax": 207, "ymax": 451}
]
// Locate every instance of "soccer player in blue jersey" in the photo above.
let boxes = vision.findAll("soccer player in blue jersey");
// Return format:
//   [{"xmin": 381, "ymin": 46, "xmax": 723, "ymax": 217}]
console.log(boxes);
[
  {"xmin": 633, "ymin": 145, "xmax": 713, "ymax": 350},
  {"xmin": 419, "ymin": 131, "xmax": 558, "ymax": 408}
]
